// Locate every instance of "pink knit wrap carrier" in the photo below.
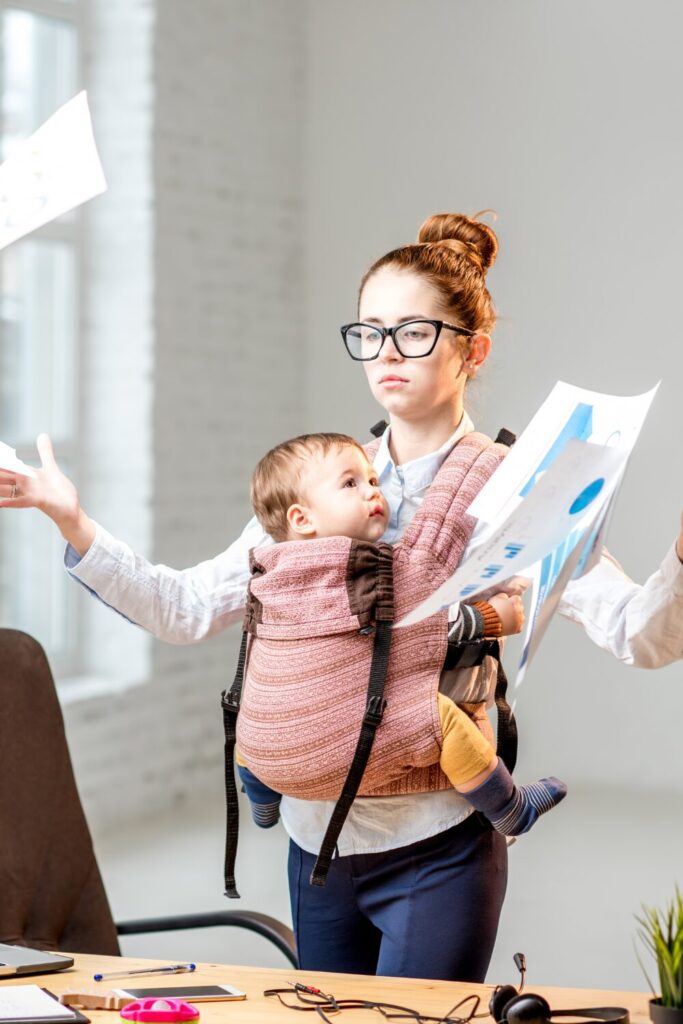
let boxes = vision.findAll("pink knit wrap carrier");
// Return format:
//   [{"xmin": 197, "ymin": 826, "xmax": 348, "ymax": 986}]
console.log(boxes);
[{"xmin": 236, "ymin": 431, "xmax": 508, "ymax": 801}]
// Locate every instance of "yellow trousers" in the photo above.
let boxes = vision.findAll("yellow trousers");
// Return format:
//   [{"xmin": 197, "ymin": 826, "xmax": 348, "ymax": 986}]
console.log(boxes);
[{"xmin": 437, "ymin": 692, "xmax": 495, "ymax": 786}]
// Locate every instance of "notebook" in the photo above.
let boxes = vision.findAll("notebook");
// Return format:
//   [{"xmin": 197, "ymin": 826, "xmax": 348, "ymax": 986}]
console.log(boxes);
[
  {"xmin": 0, "ymin": 985, "xmax": 88, "ymax": 1024},
  {"xmin": 0, "ymin": 947, "xmax": 73, "ymax": 979}
]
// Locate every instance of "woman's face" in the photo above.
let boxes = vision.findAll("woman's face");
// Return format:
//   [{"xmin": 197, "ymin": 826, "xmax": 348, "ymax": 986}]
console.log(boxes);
[{"xmin": 357, "ymin": 267, "xmax": 475, "ymax": 423}]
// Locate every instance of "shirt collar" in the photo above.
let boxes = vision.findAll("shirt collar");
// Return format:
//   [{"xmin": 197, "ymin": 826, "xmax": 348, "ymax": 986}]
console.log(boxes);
[{"xmin": 373, "ymin": 411, "xmax": 475, "ymax": 495}]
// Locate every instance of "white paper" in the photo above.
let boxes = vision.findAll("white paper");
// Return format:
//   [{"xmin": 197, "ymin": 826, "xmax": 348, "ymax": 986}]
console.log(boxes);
[
  {"xmin": 397, "ymin": 381, "xmax": 658, "ymax": 686},
  {"xmin": 0, "ymin": 442, "xmax": 37, "ymax": 479},
  {"xmin": 514, "ymin": 468, "xmax": 622, "ymax": 685},
  {"xmin": 399, "ymin": 439, "xmax": 626, "ymax": 626},
  {"xmin": 509, "ymin": 385, "xmax": 656, "ymax": 676},
  {"xmin": 0, "ymin": 985, "xmax": 76, "ymax": 1020},
  {"xmin": 468, "ymin": 381, "xmax": 659, "ymax": 531},
  {"xmin": 516, "ymin": 501, "xmax": 609, "ymax": 680},
  {"xmin": 0, "ymin": 91, "xmax": 106, "ymax": 251}
]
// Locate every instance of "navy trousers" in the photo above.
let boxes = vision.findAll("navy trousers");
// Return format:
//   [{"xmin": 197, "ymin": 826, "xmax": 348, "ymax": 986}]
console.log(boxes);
[{"xmin": 288, "ymin": 812, "xmax": 508, "ymax": 982}]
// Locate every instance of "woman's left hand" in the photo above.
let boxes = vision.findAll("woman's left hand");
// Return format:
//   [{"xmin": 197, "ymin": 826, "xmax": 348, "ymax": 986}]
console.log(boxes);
[{"xmin": 476, "ymin": 575, "xmax": 530, "ymax": 601}]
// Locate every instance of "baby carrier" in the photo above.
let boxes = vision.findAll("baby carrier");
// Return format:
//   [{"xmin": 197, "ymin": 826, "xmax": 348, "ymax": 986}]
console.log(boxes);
[{"xmin": 222, "ymin": 427, "xmax": 516, "ymax": 897}]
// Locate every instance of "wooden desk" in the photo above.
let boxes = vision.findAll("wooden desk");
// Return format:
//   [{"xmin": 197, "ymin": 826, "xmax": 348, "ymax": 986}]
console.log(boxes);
[{"xmin": 0, "ymin": 954, "xmax": 653, "ymax": 1024}]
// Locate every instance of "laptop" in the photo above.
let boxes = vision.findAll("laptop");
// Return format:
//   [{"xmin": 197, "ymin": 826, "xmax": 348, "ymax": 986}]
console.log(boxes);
[{"xmin": 0, "ymin": 944, "xmax": 73, "ymax": 977}]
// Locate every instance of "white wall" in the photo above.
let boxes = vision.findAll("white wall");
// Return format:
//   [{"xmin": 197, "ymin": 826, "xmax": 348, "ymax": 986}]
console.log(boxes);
[
  {"xmin": 303, "ymin": 0, "xmax": 683, "ymax": 791},
  {"xmin": 302, "ymin": 1, "xmax": 683, "ymax": 983},
  {"xmin": 149, "ymin": 0, "xmax": 307, "ymax": 816},
  {"xmin": 53, "ymin": 0, "xmax": 683, "ymax": 990},
  {"xmin": 78, "ymin": 0, "xmax": 155, "ymax": 689},
  {"xmin": 64, "ymin": 0, "xmax": 307, "ymax": 831}
]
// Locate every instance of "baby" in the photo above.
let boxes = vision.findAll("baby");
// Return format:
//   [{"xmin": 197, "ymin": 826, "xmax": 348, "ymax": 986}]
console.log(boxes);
[{"xmin": 237, "ymin": 432, "xmax": 566, "ymax": 835}]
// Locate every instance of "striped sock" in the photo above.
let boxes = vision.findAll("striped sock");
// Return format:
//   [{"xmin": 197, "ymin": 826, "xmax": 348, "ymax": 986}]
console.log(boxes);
[
  {"xmin": 250, "ymin": 800, "xmax": 281, "ymax": 829},
  {"xmin": 465, "ymin": 760, "xmax": 567, "ymax": 837},
  {"xmin": 490, "ymin": 778, "xmax": 567, "ymax": 835}
]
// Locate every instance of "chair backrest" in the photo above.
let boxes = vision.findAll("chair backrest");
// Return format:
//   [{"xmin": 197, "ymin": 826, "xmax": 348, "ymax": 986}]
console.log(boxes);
[{"xmin": 0, "ymin": 629, "xmax": 120, "ymax": 955}]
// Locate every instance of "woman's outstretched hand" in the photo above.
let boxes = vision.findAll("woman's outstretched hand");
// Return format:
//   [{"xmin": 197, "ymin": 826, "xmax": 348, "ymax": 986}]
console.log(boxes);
[
  {"xmin": 0, "ymin": 433, "xmax": 95, "ymax": 556},
  {"xmin": 489, "ymin": 592, "xmax": 525, "ymax": 636},
  {"xmin": 677, "ymin": 513, "xmax": 683, "ymax": 564},
  {"xmin": 477, "ymin": 575, "xmax": 530, "ymax": 600}
]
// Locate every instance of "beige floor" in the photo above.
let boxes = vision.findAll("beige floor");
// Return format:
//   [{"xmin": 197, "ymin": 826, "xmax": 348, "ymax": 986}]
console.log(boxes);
[{"xmin": 94, "ymin": 781, "xmax": 682, "ymax": 991}]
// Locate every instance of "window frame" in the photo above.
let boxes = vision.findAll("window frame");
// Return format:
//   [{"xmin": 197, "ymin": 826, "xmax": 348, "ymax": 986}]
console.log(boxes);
[{"xmin": 0, "ymin": 0, "xmax": 85, "ymax": 679}]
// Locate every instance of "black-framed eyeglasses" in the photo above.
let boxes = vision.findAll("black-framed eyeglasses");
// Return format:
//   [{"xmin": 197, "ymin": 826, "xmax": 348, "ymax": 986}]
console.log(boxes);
[{"xmin": 340, "ymin": 319, "xmax": 476, "ymax": 361}]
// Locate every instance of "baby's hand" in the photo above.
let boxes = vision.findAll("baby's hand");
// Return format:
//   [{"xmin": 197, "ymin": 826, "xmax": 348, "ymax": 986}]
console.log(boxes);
[{"xmin": 489, "ymin": 592, "xmax": 525, "ymax": 636}]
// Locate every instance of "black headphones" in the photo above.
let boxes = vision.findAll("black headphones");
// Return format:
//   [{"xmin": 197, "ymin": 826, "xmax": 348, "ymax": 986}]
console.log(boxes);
[{"xmin": 490, "ymin": 954, "xmax": 630, "ymax": 1024}]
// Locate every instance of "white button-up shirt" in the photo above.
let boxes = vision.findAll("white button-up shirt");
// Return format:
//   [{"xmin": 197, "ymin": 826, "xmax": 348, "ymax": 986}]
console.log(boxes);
[{"xmin": 66, "ymin": 416, "xmax": 683, "ymax": 854}]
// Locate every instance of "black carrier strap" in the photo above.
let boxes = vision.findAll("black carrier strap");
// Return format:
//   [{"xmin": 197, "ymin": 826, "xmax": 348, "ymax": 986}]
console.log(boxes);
[
  {"xmin": 495, "ymin": 427, "xmax": 516, "ymax": 447},
  {"xmin": 371, "ymin": 421, "xmax": 513, "ymax": 446},
  {"xmin": 442, "ymin": 637, "xmax": 518, "ymax": 773},
  {"xmin": 309, "ymin": 617, "xmax": 393, "ymax": 887},
  {"xmin": 443, "ymin": 425, "xmax": 517, "ymax": 771},
  {"xmin": 221, "ymin": 629, "xmax": 250, "ymax": 899},
  {"xmin": 489, "ymin": 639, "xmax": 517, "ymax": 773},
  {"xmin": 223, "ymin": 546, "xmax": 394, "ymax": 896},
  {"xmin": 222, "ymin": 612, "xmax": 396, "ymax": 895}
]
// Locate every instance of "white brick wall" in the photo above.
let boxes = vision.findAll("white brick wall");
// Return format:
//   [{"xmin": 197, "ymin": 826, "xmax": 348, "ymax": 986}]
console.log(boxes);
[
  {"xmin": 76, "ymin": 0, "xmax": 155, "ymax": 689},
  {"xmin": 64, "ymin": 0, "xmax": 306, "ymax": 835}
]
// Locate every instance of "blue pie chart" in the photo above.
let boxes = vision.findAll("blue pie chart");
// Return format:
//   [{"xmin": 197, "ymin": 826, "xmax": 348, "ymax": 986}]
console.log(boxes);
[{"xmin": 569, "ymin": 478, "xmax": 605, "ymax": 515}]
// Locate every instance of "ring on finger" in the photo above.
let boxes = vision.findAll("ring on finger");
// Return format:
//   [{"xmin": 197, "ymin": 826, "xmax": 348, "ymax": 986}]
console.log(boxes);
[{"xmin": 10, "ymin": 483, "xmax": 17, "ymax": 499}]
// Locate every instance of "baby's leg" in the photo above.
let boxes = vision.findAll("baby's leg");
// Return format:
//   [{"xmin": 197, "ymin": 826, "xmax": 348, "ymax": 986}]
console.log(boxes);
[
  {"xmin": 235, "ymin": 751, "xmax": 281, "ymax": 828},
  {"xmin": 438, "ymin": 691, "xmax": 497, "ymax": 785},
  {"xmin": 438, "ymin": 694, "xmax": 566, "ymax": 836}
]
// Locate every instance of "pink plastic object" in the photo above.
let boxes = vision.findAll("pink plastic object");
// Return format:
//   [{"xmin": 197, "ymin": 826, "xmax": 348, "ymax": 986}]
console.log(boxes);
[{"xmin": 120, "ymin": 998, "xmax": 200, "ymax": 1022}]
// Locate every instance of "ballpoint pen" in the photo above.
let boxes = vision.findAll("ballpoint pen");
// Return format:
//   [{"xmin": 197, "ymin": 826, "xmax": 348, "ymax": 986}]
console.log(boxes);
[{"xmin": 93, "ymin": 963, "xmax": 197, "ymax": 982}]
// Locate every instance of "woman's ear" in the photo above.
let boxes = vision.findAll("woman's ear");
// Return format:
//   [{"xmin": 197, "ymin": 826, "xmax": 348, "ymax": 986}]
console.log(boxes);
[
  {"xmin": 286, "ymin": 503, "xmax": 316, "ymax": 538},
  {"xmin": 465, "ymin": 333, "xmax": 492, "ymax": 376}
]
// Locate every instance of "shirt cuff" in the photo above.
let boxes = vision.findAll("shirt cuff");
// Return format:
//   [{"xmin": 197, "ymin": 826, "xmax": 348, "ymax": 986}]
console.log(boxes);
[
  {"xmin": 660, "ymin": 540, "xmax": 683, "ymax": 598},
  {"xmin": 64, "ymin": 542, "xmax": 82, "ymax": 570},
  {"xmin": 63, "ymin": 521, "xmax": 136, "ymax": 624},
  {"xmin": 63, "ymin": 519, "xmax": 106, "ymax": 578}
]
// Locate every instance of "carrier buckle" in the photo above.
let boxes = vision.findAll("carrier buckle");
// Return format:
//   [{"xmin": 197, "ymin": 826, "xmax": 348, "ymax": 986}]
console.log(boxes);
[
  {"xmin": 221, "ymin": 689, "xmax": 240, "ymax": 714},
  {"xmin": 363, "ymin": 695, "xmax": 386, "ymax": 727}
]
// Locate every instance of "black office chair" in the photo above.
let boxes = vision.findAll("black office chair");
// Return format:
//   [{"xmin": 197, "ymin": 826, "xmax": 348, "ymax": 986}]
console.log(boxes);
[
  {"xmin": 115, "ymin": 911, "xmax": 296, "ymax": 968},
  {"xmin": 0, "ymin": 629, "xmax": 297, "ymax": 968}
]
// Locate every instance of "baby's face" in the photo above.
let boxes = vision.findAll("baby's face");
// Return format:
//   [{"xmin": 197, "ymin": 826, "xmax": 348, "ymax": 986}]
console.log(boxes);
[{"xmin": 295, "ymin": 445, "xmax": 389, "ymax": 542}]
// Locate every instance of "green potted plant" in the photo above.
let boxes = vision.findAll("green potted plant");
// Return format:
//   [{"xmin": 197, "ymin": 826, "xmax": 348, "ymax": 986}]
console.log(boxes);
[{"xmin": 636, "ymin": 888, "xmax": 683, "ymax": 1024}]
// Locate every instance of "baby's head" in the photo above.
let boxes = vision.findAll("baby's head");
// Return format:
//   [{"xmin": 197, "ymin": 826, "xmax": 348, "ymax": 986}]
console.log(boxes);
[{"xmin": 251, "ymin": 433, "xmax": 389, "ymax": 543}]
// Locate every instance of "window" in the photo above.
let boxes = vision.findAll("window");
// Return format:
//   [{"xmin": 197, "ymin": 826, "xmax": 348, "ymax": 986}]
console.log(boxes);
[{"xmin": 0, "ymin": 0, "xmax": 81, "ymax": 676}]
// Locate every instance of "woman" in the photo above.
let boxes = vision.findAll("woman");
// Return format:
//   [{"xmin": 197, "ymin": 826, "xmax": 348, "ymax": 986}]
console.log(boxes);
[{"xmin": 2, "ymin": 212, "xmax": 683, "ymax": 981}]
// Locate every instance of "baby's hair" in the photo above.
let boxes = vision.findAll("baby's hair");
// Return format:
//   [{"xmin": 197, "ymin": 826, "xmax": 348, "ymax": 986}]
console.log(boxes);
[
  {"xmin": 359, "ymin": 211, "xmax": 498, "ymax": 336},
  {"xmin": 251, "ymin": 432, "xmax": 368, "ymax": 542}
]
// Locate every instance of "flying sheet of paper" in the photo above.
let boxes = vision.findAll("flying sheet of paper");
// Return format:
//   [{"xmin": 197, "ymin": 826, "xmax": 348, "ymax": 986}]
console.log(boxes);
[
  {"xmin": 0, "ymin": 442, "xmax": 37, "ymax": 478},
  {"xmin": 0, "ymin": 90, "xmax": 106, "ymax": 251},
  {"xmin": 398, "ymin": 439, "xmax": 627, "ymax": 627}
]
